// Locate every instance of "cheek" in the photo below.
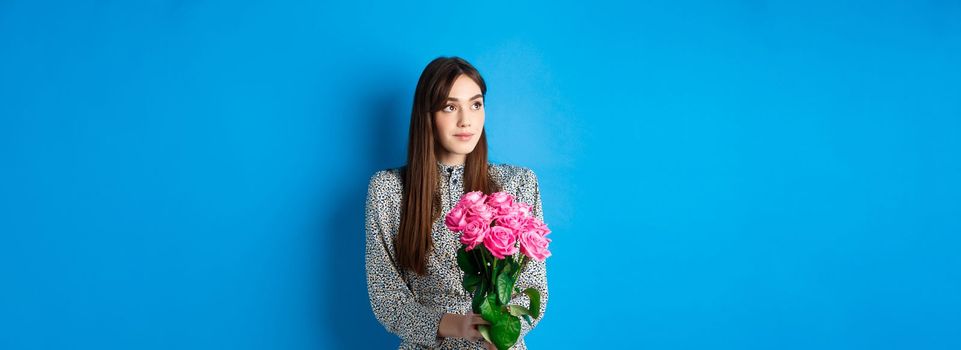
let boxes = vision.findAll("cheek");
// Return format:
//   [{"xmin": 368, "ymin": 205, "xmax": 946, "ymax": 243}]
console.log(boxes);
[{"xmin": 433, "ymin": 113, "xmax": 452, "ymax": 132}]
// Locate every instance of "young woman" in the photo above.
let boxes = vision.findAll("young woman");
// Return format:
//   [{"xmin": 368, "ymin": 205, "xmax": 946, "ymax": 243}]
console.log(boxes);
[{"xmin": 364, "ymin": 57, "xmax": 549, "ymax": 349}]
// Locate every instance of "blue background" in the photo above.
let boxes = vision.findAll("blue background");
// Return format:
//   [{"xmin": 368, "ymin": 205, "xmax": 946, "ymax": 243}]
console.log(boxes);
[{"xmin": 2, "ymin": 1, "xmax": 959, "ymax": 349}]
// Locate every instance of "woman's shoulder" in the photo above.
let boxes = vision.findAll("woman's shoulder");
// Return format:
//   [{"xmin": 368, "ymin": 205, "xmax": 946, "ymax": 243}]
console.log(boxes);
[
  {"xmin": 367, "ymin": 167, "xmax": 404, "ymax": 195},
  {"xmin": 369, "ymin": 166, "xmax": 402, "ymax": 182},
  {"xmin": 489, "ymin": 162, "xmax": 539, "ymax": 186}
]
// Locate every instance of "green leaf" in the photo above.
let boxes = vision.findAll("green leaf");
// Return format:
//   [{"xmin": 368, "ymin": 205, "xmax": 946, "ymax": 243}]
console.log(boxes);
[
  {"xmin": 490, "ymin": 315, "xmax": 521, "ymax": 350},
  {"xmin": 462, "ymin": 273, "xmax": 481, "ymax": 294},
  {"xmin": 480, "ymin": 294, "xmax": 520, "ymax": 350},
  {"xmin": 493, "ymin": 257, "xmax": 505, "ymax": 276},
  {"xmin": 479, "ymin": 294, "xmax": 501, "ymax": 323},
  {"xmin": 522, "ymin": 314, "xmax": 533, "ymax": 327},
  {"xmin": 477, "ymin": 324, "xmax": 493, "ymax": 344},
  {"xmin": 471, "ymin": 278, "xmax": 488, "ymax": 314},
  {"xmin": 456, "ymin": 246, "xmax": 478, "ymax": 275},
  {"xmin": 505, "ymin": 304, "xmax": 532, "ymax": 317},
  {"xmin": 522, "ymin": 288, "xmax": 541, "ymax": 319},
  {"xmin": 496, "ymin": 263, "xmax": 515, "ymax": 305}
]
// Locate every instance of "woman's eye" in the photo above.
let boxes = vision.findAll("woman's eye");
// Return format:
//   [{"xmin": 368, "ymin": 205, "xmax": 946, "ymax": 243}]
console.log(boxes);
[
  {"xmin": 472, "ymin": 102, "xmax": 483, "ymax": 109},
  {"xmin": 443, "ymin": 105, "xmax": 456, "ymax": 112}
]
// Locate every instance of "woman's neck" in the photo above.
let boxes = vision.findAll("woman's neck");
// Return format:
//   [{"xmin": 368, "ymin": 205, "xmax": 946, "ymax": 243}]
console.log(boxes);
[{"xmin": 436, "ymin": 153, "xmax": 466, "ymax": 166}]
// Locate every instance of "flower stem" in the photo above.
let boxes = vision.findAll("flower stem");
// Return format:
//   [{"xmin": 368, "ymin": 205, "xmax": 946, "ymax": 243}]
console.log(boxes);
[
  {"xmin": 492, "ymin": 257, "xmax": 498, "ymax": 283},
  {"xmin": 515, "ymin": 256, "xmax": 528, "ymax": 282},
  {"xmin": 481, "ymin": 249, "xmax": 490, "ymax": 281}
]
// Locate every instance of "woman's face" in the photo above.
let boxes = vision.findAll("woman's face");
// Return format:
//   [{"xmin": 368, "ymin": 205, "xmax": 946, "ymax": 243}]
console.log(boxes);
[{"xmin": 434, "ymin": 74, "xmax": 485, "ymax": 165}]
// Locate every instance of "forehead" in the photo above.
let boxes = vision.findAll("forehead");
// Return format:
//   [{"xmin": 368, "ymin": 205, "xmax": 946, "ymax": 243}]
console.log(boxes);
[{"xmin": 448, "ymin": 74, "xmax": 482, "ymax": 98}]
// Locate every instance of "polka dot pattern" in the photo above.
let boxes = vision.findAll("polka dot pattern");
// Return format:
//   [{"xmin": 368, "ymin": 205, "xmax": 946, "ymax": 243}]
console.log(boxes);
[{"xmin": 365, "ymin": 161, "xmax": 549, "ymax": 349}]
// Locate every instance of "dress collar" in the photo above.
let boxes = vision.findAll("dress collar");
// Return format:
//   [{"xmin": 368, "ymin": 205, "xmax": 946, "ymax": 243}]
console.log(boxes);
[{"xmin": 436, "ymin": 160, "xmax": 465, "ymax": 174}]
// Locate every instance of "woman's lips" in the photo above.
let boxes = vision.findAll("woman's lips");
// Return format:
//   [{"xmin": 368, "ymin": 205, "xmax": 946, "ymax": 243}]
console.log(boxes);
[{"xmin": 455, "ymin": 133, "xmax": 474, "ymax": 141}]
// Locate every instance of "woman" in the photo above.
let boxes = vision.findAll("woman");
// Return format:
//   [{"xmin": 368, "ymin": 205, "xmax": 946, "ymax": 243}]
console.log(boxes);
[{"xmin": 364, "ymin": 56, "xmax": 549, "ymax": 349}]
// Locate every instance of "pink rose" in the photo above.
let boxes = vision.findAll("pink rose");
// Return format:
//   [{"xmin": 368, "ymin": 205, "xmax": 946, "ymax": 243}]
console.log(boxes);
[
  {"xmin": 494, "ymin": 202, "xmax": 530, "ymax": 221},
  {"xmin": 484, "ymin": 226, "xmax": 519, "ymax": 259},
  {"xmin": 519, "ymin": 228, "xmax": 552, "ymax": 262},
  {"xmin": 524, "ymin": 217, "xmax": 551, "ymax": 236},
  {"xmin": 459, "ymin": 191, "xmax": 487, "ymax": 207},
  {"xmin": 444, "ymin": 204, "xmax": 469, "ymax": 232},
  {"xmin": 519, "ymin": 218, "xmax": 551, "ymax": 261},
  {"xmin": 514, "ymin": 202, "xmax": 532, "ymax": 218},
  {"xmin": 496, "ymin": 214, "xmax": 530, "ymax": 233},
  {"xmin": 460, "ymin": 218, "xmax": 490, "ymax": 251},
  {"xmin": 465, "ymin": 202, "xmax": 495, "ymax": 223},
  {"xmin": 486, "ymin": 192, "xmax": 515, "ymax": 216}
]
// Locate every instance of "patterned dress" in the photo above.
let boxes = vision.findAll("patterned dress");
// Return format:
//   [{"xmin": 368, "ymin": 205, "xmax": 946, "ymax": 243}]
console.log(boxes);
[{"xmin": 365, "ymin": 161, "xmax": 549, "ymax": 349}]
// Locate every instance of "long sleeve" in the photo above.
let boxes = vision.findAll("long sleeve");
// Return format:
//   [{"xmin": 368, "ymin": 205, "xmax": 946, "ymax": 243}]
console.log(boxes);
[
  {"xmin": 365, "ymin": 171, "xmax": 446, "ymax": 348},
  {"xmin": 508, "ymin": 168, "xmax": 549, "ymax": 341}
]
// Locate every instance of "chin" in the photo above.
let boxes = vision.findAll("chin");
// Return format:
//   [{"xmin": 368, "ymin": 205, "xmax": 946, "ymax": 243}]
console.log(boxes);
[
  {"xmin": 456, "ymin": 146, "xmax": 477, "ymax": 155},
  {"xmin": 447, "ymin": 144, "xmax": 474, "ymax": 154}
]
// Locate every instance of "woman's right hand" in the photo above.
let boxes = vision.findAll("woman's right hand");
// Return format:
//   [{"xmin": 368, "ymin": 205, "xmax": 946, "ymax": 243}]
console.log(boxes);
[{"xmin": 437, "ymin": 313, "xmax": 490, "ymax": 341}]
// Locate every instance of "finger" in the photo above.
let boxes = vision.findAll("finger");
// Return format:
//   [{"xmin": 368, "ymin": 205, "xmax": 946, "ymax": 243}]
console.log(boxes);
[
  {"xmin": 466, "ymin": 328, "xmax": 483, "ymax": 340},
  {"xmin": 471, "ymin": 315, "xmax": 491, "ymax": 325}
]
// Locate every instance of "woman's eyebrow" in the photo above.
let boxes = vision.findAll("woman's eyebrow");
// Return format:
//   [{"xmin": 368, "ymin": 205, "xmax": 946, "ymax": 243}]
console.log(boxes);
[{"xmin": 446, "ymin": 94, "xmax": 484, "ymax": 102}]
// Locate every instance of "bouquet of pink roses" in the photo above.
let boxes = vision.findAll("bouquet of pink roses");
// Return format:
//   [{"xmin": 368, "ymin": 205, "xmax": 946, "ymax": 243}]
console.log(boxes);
[{"xmin": 444, "ymin": 191, "xmax": 551, "ymax": 350}]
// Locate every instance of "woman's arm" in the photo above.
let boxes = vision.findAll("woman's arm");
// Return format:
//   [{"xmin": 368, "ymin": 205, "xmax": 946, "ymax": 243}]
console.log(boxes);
[
  {"xmin": 365, "ymin": 171, "xmax": 447, "ymax": 348},
  {"xmin": 508, "ymin": 168, "xmax": 550, "ymax": 339},
  {"xmin": 437, "ymin": 313, "xmax": 490, "ymax": 340}
]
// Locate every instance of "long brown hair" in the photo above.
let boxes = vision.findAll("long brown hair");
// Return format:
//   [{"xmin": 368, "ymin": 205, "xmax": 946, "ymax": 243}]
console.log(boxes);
[{"xmin": 397, "ymin": 56, "xmax": 500, "ymax": 276}]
